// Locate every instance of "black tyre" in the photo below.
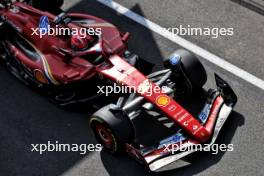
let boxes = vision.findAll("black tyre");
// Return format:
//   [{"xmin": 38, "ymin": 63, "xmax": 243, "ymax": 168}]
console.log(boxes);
[
  {"xmin": 5, "ymin": 56, "xmax": 29, "ymax": 85},
  {"xmin": 90, "ymin": 105, "xmax": 135, "ymax": 154},
  {"xmin": 28, "ymin": 0, "xmax": 64, "ymax": 14},
  {"xmin": 165, "ymin": 49, "xmax": 207, "ymax": 89},
  {"xmin": 0, "ymin": 49, "xmax": 6, "ymax": 65}
]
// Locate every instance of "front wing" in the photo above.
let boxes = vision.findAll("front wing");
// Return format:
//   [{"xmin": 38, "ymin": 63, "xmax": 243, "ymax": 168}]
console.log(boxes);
[{"xmin": 125, "ymin": 74, "xmax": 237, "ymax": 171}]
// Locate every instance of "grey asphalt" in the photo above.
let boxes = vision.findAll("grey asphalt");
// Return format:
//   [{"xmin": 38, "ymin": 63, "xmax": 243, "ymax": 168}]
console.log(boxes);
[{"xmin": 1, "ymin": 0, "xmax": 264, "ymax": 176}]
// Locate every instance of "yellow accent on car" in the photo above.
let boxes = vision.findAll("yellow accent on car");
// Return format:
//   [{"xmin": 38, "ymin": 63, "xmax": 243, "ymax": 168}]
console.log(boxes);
[{"xmin": 156, "ymin": 95, "xmax": 170, "ymax": 107}]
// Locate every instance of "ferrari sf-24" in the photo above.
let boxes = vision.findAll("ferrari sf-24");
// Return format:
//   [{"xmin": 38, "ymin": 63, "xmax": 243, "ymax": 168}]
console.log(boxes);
[{"xmin": 0, "ymin": 0, "xmax": 237, "ymax": 171}]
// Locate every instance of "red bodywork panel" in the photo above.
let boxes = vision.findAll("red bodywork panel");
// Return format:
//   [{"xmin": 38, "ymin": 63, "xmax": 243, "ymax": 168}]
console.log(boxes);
[
  {"xmin": 0, "ymin": 2, "xmax": 127, "ymax": 84},
  {"xmin": 97, "ymin": 55, "xmax": 223, "ymax": 142}
]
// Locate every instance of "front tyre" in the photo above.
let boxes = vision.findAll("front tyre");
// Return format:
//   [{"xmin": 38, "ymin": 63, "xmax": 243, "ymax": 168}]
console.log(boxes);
[
  {"xmin": 164, "ymin": 49, "xmax": 207, "ymax": 93},
  {"xmin": 178, "ymin": 49, "xmax": 207, "ymax": 88},
  {"xmin": 90, "ymin": 105, "xmax": 135, "ymax": 154}
]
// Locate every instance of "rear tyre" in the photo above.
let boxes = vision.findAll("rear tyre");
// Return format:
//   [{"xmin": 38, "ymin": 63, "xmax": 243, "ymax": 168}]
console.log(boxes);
[
  {"xmin": 0, "ymin": 48, "xmax": 7, "ymax": 65},
  {"xmin": 28, "ymin": 0, "xmax": 64, "ymax": 14},
  {"xmin": 5, "ymin": 56, "xmax": 29, "ymax": 85},
  {"xmin": 90, "ymin": 105, "xmax": 135, "ymax": 154}
]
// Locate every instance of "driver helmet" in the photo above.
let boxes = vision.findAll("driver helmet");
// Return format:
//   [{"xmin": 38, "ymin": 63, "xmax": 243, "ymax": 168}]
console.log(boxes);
[{"xmin": 70, "ymin": 35, "xmax": 90, "ymax": 51}]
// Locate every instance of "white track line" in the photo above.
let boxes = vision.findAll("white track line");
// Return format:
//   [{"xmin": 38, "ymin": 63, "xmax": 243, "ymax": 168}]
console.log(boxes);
[{"xmin": 96, "ymin": 0, "xmax": 264, "ymax": 91}]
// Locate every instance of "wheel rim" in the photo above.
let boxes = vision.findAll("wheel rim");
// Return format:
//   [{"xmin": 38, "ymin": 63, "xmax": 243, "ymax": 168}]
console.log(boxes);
[{"xmin": 94, "ymin": 122, "xmax": 116, "ymax": 151}]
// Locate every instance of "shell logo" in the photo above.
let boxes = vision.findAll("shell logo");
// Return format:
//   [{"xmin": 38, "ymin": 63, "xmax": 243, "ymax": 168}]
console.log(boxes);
[{"xmin": 156, "ymin": 95, "xmax": 170, "ymax": 107}]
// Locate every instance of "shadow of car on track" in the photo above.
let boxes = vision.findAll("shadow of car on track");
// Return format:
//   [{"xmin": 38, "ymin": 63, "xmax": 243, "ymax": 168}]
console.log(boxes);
[{"xmin": 0, "ymin": 64, "xmax": 98, "ymax": 175}]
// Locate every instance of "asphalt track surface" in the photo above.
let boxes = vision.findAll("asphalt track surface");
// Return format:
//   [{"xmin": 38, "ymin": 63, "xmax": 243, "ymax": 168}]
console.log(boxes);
[{"xmin": 0, "ymin": 0, "xmax": 264, "ymax": 176}]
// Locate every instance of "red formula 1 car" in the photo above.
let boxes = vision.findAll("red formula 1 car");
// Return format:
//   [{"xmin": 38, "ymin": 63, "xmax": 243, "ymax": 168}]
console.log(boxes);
[
  {"xmin": 0, "ymin": 0, "xmax": 147, "ymax": 106},
  {"xmin": 0, "ymin": 0, "xmax": 237, "ymax": 171}
]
